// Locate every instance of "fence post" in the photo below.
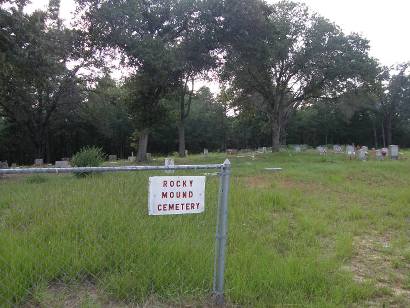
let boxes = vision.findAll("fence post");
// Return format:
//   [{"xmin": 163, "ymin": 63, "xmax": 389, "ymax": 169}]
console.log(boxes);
[{"xmin": 213, "ymin": 159, "xmax": 231, "ymax": 305}]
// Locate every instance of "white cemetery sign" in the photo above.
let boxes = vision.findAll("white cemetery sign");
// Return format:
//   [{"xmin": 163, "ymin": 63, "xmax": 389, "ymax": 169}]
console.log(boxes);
[{"xmin": 148, "ymin": 176, "xmax": 206, "ymax": 215}]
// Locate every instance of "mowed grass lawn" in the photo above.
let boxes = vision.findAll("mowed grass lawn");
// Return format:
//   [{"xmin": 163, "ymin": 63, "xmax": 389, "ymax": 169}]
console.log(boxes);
[{"xmin": 1, "ymin": 151, "xmax": 410, "ymax": 307}]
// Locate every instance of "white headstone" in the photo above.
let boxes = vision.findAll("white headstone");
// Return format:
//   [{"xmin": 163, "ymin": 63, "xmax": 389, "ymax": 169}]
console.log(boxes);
[
  {"xmin": 375, "ymin": 149, "xmax": 383, "ymax": 160},
  {"xmin": 346, "ymin": 145, "xmax": 355, "ymax": 157},
  {"xmin": 381, "ymin": 148, "xmax": 389, "ymax": 158},
  {"xmin": 164, "ymin": 157, "xmax": 175, "ymax": 174},
  {"xmin": 203, "ymin": 148, "xmax": 208, "ymax": 156},
  {"xmin": 294, "ymin": 145, "xmax": 301, "ymax": 153},
  {"xmin": 389, "ymin": 145, "xmax": 399, "ymax": 160},
  {"xmin": 184, "ymin": 150, "xmax": 188, "ymax": 157},
  {"xmin": 55, "ymin": 161, "xmax": 70, "ymax": 168},
  {"xmin": 128, "ymin": 156, "xmax": 136, "ymax": 162},
  {"xmin": 358, "ymin": 149, "xmax": 367, "ymax": 161},
  {"xmin": 333, "ymin": 145, "xmax": 342, "ymax": 153},
  {"xmin": 34, "ymin": 158, "xmax": 44, "ymax": 166},
  {"xmin": 108, "ymin": 155, "xmax": 117, "ymax": 161},
  {"xmin": 146, "ymin": 153, "xmax": 152, "ymax": 161},
  {"xmin": 317, "ymin": 146, "xmax": 326, "ymax": 155}
]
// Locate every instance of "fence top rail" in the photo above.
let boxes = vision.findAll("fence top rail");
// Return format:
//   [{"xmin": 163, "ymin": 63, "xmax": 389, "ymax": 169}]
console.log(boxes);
[{"xmin": 0, "ymin": 163, "xmax": 225, "ymax": 175}]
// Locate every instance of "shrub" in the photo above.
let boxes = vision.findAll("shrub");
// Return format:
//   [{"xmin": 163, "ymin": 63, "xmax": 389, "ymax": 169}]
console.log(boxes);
[{"xmin": 71, "ymin": 146, "xmax": 105, "ymax": 176}]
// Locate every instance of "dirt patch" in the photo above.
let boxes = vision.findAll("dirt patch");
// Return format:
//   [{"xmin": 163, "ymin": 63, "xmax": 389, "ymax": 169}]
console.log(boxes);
[
  {"xmin": 24, "ymin": 281, "xmax": 235, "ymax": 308},
  {"xmin": 348, "ymin": 233, "xmax": 410, "ymax": 306},
  {"xmin": 24, "ymin": 281, "xmax": 129, "ymax": 308},
  {"xmin": 242, "ymin": 175, "xmax": 275, "ymax": 189}
]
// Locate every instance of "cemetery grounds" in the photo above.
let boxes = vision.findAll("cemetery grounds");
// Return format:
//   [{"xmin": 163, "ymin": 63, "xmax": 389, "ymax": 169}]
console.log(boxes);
[{"xmin": 0, "ymin": 151, "xmax": 410, "ymax": 307}]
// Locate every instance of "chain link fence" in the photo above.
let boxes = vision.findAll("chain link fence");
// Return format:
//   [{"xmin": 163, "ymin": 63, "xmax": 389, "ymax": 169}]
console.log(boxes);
[{"xmin": 0, "ymin": 162, "xmax": 230, "ymax": 307}]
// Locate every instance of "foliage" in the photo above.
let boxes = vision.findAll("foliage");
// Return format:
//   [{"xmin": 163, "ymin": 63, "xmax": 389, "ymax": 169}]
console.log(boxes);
[
  {"xmin": 0, "ymin": 1, "xmax": 83, "ymax": 159},
  {"xmin": 71, "ymin": 146, "xmax": 105, "ymax": 168},
  {"xmin": 221, "ymin": 0, "xmax": 378, "ymax": 150}
]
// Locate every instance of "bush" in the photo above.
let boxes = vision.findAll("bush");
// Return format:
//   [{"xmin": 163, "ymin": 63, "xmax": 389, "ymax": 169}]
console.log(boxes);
[{"xmin": 71, "ymin": 146, "xmax": 105, "ymax": 176}]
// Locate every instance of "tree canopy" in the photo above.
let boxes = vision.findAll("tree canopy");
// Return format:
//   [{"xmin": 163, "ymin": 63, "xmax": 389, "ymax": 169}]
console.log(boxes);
[{"xmin": 0, "ymin": 0, "xmax": 409, "ymax": 164}]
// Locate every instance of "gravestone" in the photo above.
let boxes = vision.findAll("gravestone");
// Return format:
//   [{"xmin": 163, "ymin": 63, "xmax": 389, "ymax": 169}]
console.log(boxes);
[
  {"xmin": 146, "ymin": 153, "xmax": 152, "ymax": 161},
  {"xmin": 333, "ymin": 145, "xmax": 342, "ymax": 153},
  {"xmin": 381, "ymin": 147, "xmax": 389, "ymax": 159},
  {"xmin": 55, "ymin": 161, "xmax": 70, "ymax": 168},
  {"xmin": 317, "ymin": 146, "xmax": 327, "ymax": 155},
  {"xmin": 226, "ymin": 149, "xmax": 238, "ymax": 155},
  {"xmin": 203, "ymin": 148, "xmax": 209, "ymax": 156},
  {"xmin": 108, "ymin": 155, "xmax": 117, "ymax": 161},
  {"xmin": 389, "ymin": 145, "xmax": 399, "ymax": 160},
  {"xmin": 358, "ymin": 149, "xmax": 367, "ymax": 161},
  {"xmin": 294, "ymin": 145, "xmax": 302, "ymax": 153},
  {"xmin": 262, "ymin": 147, "xmax": 267, "ymax": 153},
  {"xmin": 164, "ymin": 157, "xmax": 175, "ymax": 174},
  {"xmin": 11, "ymin": 163, "xmax": 17, "ymax": 168},
  {"xmin": 346, "ymin": 145, "xmax": 355, "ymax": 159},
  {"xmin": 128, "ymin": 156, "xmax": 136, "ymax": 162},
  {"xmin": 0, "ymin": 161, "xmax": 8, "ymax": 168},
  {"xmin": 34, "ymin": 158, "xmax": 44, "ymax": 166},
  {"xmin": 375, "ymin": 149, "xmax": 383, "ymax": 160},
  {"xmin": 184, "ymin": 150, "xmax": 188, "ymax": 157}
]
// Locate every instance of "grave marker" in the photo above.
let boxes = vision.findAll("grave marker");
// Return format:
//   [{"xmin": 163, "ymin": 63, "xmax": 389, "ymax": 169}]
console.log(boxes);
[
  {"xmin": 164, "ymin": 158, "xmax": 175, "ymax": 174},
  {"xmin": 346, "ymin": 145, "xmax": 355, "ymax": 159},
  {"xmin": 55, "ymin": 161, "xmax": 70, "ymax": 168},
  {"xmin": 358, "ymin": 149, "xmax": 367, "ymax": 161},
  {"xmin": 389, "ymin": 145, "xmax": 399, "ymax": 160},
  {"xmin": 333, "ymin": 145, "xmax": 342, "ymax": 153},
  {"xmin": 375, "ymin": 149, "xmax": 383, "ymax": 160},
  {"xmin": 317, "ymin": 146, "xmax": 327, "ymax": 155},
  {"xmin": 34, "ymin": 158, "xmax": 43, "ymax": 166}
]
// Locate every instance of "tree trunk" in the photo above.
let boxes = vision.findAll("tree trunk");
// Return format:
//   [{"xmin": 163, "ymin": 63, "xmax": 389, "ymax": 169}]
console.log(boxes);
[
  {"xmin": 137, "ymin": 129, "xmax": 149, "ymax": 162},
  {"xmin": 178, "ymin": 121, "xmax": 186, "ymax": 157},
  {"xmin": 271, "ymin": 119, "xmax": 281, "ymax": 152},
  {"xmin": 386, "ymin": 116, "xmax": 392, "ymax": 146},
  {"xmin": 372, "ymin": 121, "xmax": 378, "ymax": 148},
  {"xmin": 381, "ymin": 120, "xmax": 386, "ymax": 148}
]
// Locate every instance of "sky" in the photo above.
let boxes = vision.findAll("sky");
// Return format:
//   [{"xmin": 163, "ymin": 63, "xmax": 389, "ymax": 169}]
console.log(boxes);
[{"xmin": 26, "ymin": 0, "xmax": 410, "ymax": 90}]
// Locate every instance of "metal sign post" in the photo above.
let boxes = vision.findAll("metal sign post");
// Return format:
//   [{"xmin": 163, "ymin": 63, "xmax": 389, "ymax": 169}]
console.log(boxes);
[{"xmin": 213, "ymin": 159, "xmax": 231, "ymax": 305}]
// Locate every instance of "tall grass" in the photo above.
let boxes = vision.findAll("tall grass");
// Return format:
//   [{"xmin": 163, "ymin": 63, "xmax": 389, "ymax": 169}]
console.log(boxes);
[{"xmin": 1, "ymin": 151, "xmax": 409, "ymax": 306}]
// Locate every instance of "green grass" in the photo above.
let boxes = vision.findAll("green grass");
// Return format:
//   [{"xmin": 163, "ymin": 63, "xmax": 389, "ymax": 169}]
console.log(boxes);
[{"xmin": 1, "ymin": 151, "xmax": 410, "ymax": 307}]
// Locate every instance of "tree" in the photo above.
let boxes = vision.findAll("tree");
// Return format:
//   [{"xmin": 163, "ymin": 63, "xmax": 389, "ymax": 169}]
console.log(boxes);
[
  {"xmin": 381, "ymin": 63, "xmax": 410, "ymax": 146},
  {"xmin": 80, "ymin": 76, "xmax": 132, "ymax": 158},
  {"xmin": 221, "ymin": 0, "xmax": 377, "ymax": 151},
  {"xmin": 0, "ymin": 1, "xmax": 83, "ymax": 161},
  {"xmin": 75, "ymin": 0, "xmax": 220, "ymax": 160}
]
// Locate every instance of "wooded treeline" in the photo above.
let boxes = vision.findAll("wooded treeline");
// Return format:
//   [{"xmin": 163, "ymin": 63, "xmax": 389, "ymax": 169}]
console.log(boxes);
[{"xmin": 1, "ymin": 0, "xmax": 409, "ymax": 164}]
